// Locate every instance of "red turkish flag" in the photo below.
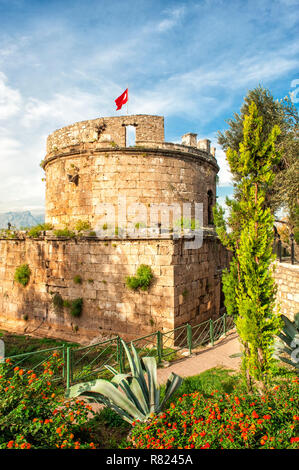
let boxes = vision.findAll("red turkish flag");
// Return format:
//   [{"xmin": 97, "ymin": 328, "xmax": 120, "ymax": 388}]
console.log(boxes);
[{"xmin": 115, "ymin": 88, "xmax": 128, "ymax": 110}]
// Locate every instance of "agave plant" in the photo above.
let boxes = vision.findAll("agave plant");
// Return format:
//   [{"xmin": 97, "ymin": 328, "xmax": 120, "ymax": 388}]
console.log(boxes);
[
  {"xmin": 66, "ymin": 340, "xmax": 183, "ymax": 424},
  {"xmin": 274, "ymin": 313, "xmax": 299, "ymax": 374}
]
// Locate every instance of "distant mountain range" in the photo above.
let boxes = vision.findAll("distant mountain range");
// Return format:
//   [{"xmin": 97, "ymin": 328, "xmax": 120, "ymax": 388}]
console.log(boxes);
[{"xmin": 0, "ymin": 211, "xmax": 45, "ymax": 229}]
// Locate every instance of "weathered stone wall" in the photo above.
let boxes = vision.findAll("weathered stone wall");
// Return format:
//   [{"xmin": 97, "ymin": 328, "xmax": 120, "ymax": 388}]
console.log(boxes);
[
  {"xmin": 0, "ymin": 114, "xmax": 229, "ymax": 344},
  {"xmin": 173, "ymin": 237, "xmax": 230, "ymax": 328},
  {"xmin": 46, "ymin": 115, "xmax": 165, "ymax": 151},
  {"xmin": 0, "ymin": 234, "xmax": 229, "ymax": 343},
  {"xmin": 273, "ymin": 262, "xmax": 299, "ymax": 321}
]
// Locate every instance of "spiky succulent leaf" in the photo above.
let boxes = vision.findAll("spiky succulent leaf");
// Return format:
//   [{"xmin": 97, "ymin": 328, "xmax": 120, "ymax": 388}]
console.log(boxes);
[
  {"xmin": 161, "ymin": 373, "xmax": 183, "ymax": 409},
  {"xmin": 281, "ymin": 314, "xmax": 298, "ymax": 339},
  {"xmin": 142, "ymin": 356, "xmax": 160, "ymax": 413},
  {"xmin": 67, "ymin": 378, "xmax": 145, "ymax": 421}
]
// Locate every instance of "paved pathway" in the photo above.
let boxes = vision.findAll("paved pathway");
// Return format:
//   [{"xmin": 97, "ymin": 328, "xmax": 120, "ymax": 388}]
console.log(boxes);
[
  {"xmin": 88, "ymin": 330, "xmax": 242, "ymax": 415},
  {"xmin": 157, "ymin": 330, "xmax": 242, "ymax": 384}
]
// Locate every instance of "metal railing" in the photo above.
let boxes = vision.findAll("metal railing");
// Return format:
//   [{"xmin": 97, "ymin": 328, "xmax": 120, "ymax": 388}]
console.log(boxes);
[
  {"xmin": 4, "ymin": 313, "xmax": 235, "ymax": 389},
  {"xmin": 273, "ymin": 227, "xmax": 296, "ymax": 265}
]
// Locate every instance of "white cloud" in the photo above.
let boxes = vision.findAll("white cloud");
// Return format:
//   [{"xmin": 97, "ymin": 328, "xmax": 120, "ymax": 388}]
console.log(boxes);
[
  {"xmin": 202, "ymin": 131, "xmax": 233, "ymax": 187},
  {"xmin": 22, "ymin": 89, "xmax": 111, "ymax": 129},
  {"xmin": 157, "ymin": 6, "xmax": 186, "ymax": 32},
  {"xmin": 215, "ymin": 145, "xmax": 233, "ymax": 187},
  {"xmin": 0, "ymin": 72, "xmax": 22, "ymax": 119}
]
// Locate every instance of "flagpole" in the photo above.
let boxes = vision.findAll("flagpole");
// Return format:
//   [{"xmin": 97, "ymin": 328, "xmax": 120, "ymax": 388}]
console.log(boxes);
[{"xmin": 127, "ymin": 86, "xmax": 129, "ymax": 115}]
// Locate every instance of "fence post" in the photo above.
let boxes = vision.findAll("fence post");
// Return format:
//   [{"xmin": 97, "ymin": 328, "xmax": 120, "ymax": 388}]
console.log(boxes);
[
  {"xmin": 290, "ymin": 233, "xmax": 295, "ymax": 265},
  {"xmin": 62, "ymin": 344, "xmax": 66, "ymax": 380},
  {"xmin": 66, "ymin": 347, "xmax": 71, "ymax": 390},
  {"xmin": 209, "ymin": 318, "xmax": 214, "ymax": 346},
  {"xmin": 187, "ymin": 324, "xmax": 192, "ymax": 355},
  {"xmin": 223, "ymin": 313, "xmax": 227, "ymax": 337},
  {"xmin": 117, "ymin": 337, "xmax": 124, "ymax": 373},
  {"xmin": 157, "ymin": 331, "xmax": 163, "ymax": 363},
  {"xmin": 278, "ymin": 236, "xmax": 282, "ymax": 262}
]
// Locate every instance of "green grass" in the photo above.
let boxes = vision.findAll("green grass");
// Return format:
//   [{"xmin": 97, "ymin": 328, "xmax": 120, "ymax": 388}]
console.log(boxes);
[
  {"xmin": 161, "ymin": 367, "xmax": 243, "ymax": 406},
  {"xmin": 0, "ymin": 330, "xmax": 78, "ymax": 360}
]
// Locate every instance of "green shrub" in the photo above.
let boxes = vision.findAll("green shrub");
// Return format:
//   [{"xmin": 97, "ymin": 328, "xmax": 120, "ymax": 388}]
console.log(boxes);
[
  {"xmin": 126, "ymin": 265, "xmax": 154, "ymax": 291},
  {"xmin": 52, "ymin": 293, "xmax": 64, "ymax": 311},
  {"xmin": 0, "ymin": 229, "xmax": 17, "ymax": 239},
  {"xmin": 27, "ymin": 223, "xmax": 53, "ymax": 238},
  {"xmin": 73, "ymin": 275, "xmax": 82, "ymax": 285},
  {"xmin": 182, "ymin": 289, "xmax": 188, "ymax": 298},
  {"xmin": 53, "ymin": 229, "xmax": 75, "ymax": 238},
  {"xmin": 14, "ymin": 264, "xmax": 31, "ymax": 287},
  {"xmin": 173, "ymin": 217, "xmax": 200, "ymax": 230},
  {"xmin": 74, "ymin": 220, "xmax": 91, "ymax": 232},
  {"xmin": 127, "ymin": 376, "xmax": 299, "ymax": 449}
]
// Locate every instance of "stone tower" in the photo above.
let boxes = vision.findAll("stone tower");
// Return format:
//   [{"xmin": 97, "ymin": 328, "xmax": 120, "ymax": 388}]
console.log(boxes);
[
  {"xmin": 0, "ymin": 115, "xmax": 229, "ymax": 343},
  {"xmin": 43, "ymin": 115, "xmax": 218, "ymax": 230}
]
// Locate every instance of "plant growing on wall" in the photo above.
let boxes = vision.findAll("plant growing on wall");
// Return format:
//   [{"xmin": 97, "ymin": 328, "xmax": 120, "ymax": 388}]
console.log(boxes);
[
  {"xmin": 27, "ymin": 223, "xmax": 53, "ymax": 238},
  {"xmin": 73, "ymin": 220, "xmax": 91, "ymax": 232},
  {"xmin": 126, "ymin": 265, "xmax": 154, "ymax": 291},
  {"xmin": 214, "ymin": 102, "xmax": 282, "ymax": 391},
  {"xmin": 69, "ymin": 298, "xmax": 83, "ymax": 317},
  {"xmin": 53, "ymin": 228, "xmax": 76, "ymax": 238},
  {"xmin": 52, "ymin": 293, "xmax": 64, "ymax": 312},
  {"xmin": 73, "ymin": 275, "xmax": 82, "ymax": 285},
  {"xmin": 14, "ymin": 264, "xmax": 31, "ymax": 287}
]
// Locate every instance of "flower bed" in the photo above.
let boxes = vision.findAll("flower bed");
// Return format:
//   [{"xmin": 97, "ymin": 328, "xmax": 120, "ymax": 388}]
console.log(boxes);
[
  {"xmin": 127, "ymin": 377, "xmax": 299, "ymax": 449},
  {"xmin": 0, "ymin": 354, "xmax": 96, "ymax": 449}
]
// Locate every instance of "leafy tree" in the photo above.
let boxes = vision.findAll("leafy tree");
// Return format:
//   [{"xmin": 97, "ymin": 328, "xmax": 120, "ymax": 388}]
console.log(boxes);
[
  {"xmin": 216, "ymin": 101, "xmax": 282, "ymax": 391},
  {"xmin": 218, "ymin": 85, "xmax": 299, "ymax": 236}
]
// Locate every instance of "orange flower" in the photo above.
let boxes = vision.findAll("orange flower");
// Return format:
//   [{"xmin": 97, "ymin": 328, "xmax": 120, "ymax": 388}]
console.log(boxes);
[{"xmin": 7, "ymin": 440, "xmax": 14, "ymax": 449}]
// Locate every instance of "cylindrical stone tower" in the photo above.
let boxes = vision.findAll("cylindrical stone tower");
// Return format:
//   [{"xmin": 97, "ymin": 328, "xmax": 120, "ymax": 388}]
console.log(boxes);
[{"xmin": 42, "ymin": 115, "xmax": 218, "ymax": 231}]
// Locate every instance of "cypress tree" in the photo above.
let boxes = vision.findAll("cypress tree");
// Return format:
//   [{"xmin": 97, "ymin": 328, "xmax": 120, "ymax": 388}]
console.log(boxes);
[{"xmin": 215, "ymin": 101, "xmax": 282, "ymax": 391}]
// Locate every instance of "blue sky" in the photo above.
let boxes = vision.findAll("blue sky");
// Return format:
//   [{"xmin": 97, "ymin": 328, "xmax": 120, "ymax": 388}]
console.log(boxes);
[{"xmin": 0, "ymin": 0, "xmax": 298, "ymax": 214}]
